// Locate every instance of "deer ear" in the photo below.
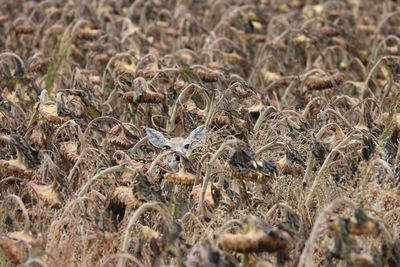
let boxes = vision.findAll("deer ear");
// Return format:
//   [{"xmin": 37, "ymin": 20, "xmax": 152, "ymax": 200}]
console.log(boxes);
[
  {"xmin": 145, "ymin": 128, "xmax": 167, "ymax": 148},
  {"xmin": 185, "ymin": 125, "xmax": 206, "ymax": 145}
]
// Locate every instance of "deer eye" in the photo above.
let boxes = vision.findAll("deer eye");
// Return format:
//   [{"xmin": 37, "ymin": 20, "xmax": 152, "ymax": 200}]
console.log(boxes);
[
  {"xmin": 163, "ymin": 144, "xmax": 171, "ymax": 149},
  {"xmin": 183, "ymin": 143, "xmax": 190, "ymax": 150}
]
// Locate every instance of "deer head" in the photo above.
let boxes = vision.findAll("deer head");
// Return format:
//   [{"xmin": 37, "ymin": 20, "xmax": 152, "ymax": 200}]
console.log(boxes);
[{"xmin": 145, "ymin": 125, "xmax": 206, "ymax": 171}]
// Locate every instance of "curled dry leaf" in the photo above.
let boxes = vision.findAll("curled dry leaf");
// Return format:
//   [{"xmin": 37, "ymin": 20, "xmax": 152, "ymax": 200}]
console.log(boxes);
[{"xmin": 228, "ymin": 142, "xmax": 277, "ymax": 183}]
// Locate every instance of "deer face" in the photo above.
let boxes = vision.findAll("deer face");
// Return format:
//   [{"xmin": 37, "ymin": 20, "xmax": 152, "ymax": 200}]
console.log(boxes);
[{"xmin": 145, "ymin": 125, "xmax": 206, "ymax": 171}]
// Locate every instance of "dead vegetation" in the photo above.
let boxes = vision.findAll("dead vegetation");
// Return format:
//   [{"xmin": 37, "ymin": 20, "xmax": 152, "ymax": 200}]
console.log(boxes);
[{"xmin": 0, "ymin": 0, "xmax": 400, "ymax": 266}]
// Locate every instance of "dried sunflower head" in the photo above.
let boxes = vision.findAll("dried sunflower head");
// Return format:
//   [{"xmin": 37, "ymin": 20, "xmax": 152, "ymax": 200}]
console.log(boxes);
[
  {"xmin": 219, "ymin": 215, "xmax": 292, "ymax": 253},
  {"xmin": 227, "ymin": 141, "xmax": 274, "ymax": 183},
  {"xmin": 106, "ymin": 186, "xmax": 143, "ymax": 223},
  {"xmin": 195, "ymin": 68, "xmax": 219, "ymax": 82},
  {"xmin": 27, "ymin": 53, "xmax": 50, "ymax": 74},
  {"xmin": 27, "ymin": 183, "xmax": 62, "ymax": 208},
  {"xmin": 136, "ymin": 55, "xmax": 159, "ymax": 78},
  {"xmin": 0, "ymin": 230, "xmax": 44, "ymax": 264},
  {"xmin": 0, "ymin": 134, "xmax": 38, "ymax": 178},
  {"xmin": 59, "ymin": 141, "xmax": 79, "ymax": 162},
  {"xmin": 106, "ymin": 123, "xmax": 139, "ymax": 149},
  {"xmin": 277, "ymin": 156, "xmax": 304, "ymax": 177},
  {"xmin": 75, "ymin": 26, "xmax": 102, "ymax": 40},
  {"xmin": 0, "ymin": 159, "xmax": 34, "ymax": 179},
  {"xmin": 13, "ymin": 19, "xmax": 35, "ymax": 34},
  {"xmin": 305, "ymin": 73, "xmax": 344, "ymax": 91},
  {"xmin": 38, "ymin": 103, "xmax": 69, "ymax": 124},
  {"xmin": 164, "ymin": 167, "xmax": 196, "ymax": 185}
]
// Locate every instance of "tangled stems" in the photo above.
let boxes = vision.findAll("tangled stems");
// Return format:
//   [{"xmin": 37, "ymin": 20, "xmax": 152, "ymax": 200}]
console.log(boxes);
[
  {"xmin": 305, "ymin": 131, "xmax": 358, "ymax": 210},
  {"xmin": 363, "ymin": 56, "xmax": 400, "ymax": 97},
  {"xmin": 322, "ymin": 108, "xmax": 356, "ymax": 131},
  {"xmin": 166, "ymin": 83, "xmax": 208, "ymax": 132},
  {"xmin": 42, "ymin": 19, "xmax": 83, "ymax": 92},
  {"xmin": 101, "ymin": 52, "xmax": 137, "ymax": 96},
  {"xmin": 205, "ymin": 95, "xmax": 219, "ymax": 127},
  {"xmin": 4, "ymin": 194, "xmax": 31, "ymax": 233},
  {"xmin": 65, "ymin": 147, "xmax": 105, "ymax": 184},
  {"xmin": 78, "ymin": 164, "xmax": 128, "ymax": 197},
  {"xmin": 302, "ymin": 149, "xmax": 315, "ymax": 186},
  {"xmin": 298, "ymin": 198, "xmax": 356, "ymax": 267},
  {"xmin": 198, "ymin": 139, "xmax": 236, "ymax": 218},
  {"xmin": 101, "ymin": 253, "xmax": 145, "ymax": 267},
  {"xmin": 195, "ymin": 152, "xmax": 212, "ymax": 185},
  {"xmin": 214, "ymin": 219, "xmax": 243, "ymax": 238},
  {"xmin": 128, "ymin": 136, "xmax": 149, "ymax": 155},
  {"xmin": 315, "ymin": 123, "xmax": 345, "ymax": 140},
  {"xmin": 253, "ymin": 106, "xmax": 276, "ymax": 132},
  {"xmin": 255, "ymin": 141, "xmax": 286, "ymax": 157},
  {"xmin": 371, "ymin": 11, "xmax": 400, "ymax": 61},
  {"xmin": 298, "ymin": 198, "xmax": 394, "ymax": 267},
  {"xmin": 52, "ymin": 120, "xmax": 84, "ymax": 145},
  {"xmin": 380, "ymin": 88, "xmax": 400, "ymax": 140},
  {"xmin": 372, "ymin": 35, "xmax": 400, "ymax": 62},
  {"xmin": 299, "ymin": 68, "xmax": 328, "ymax": 92},
  {"xmin": 118, "ymin": 202, "xmax": 172, "ymax": 267},
  {"xmin": 82, "ymin": 116, "xmax": 141, "ymax": 149},
  {"xmin": 266, "ymin": 202, "xmax": 305, "ymax": 234},
  {"xmin": 0, "ymin": 52, "xmax": 26, "ymax": 75},
  {"xmin": 21, "ymin": 258, "xmax": 49, "ymax": 267}
]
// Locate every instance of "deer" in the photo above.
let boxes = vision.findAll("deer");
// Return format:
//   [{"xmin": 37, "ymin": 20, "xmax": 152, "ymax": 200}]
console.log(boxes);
[{"xmin": 145, "ymin": 125, "xmax": 206, "ymax": 172}]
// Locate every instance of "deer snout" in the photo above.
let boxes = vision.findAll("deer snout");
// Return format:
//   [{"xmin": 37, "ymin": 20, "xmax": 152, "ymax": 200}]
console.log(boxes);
[
  {"xmin": 173, "ymin": 153, "xmax": 180, "ymax": 162},
  {"xmin": 167, "ymin": 153, "xmax": 181, "ymax": 172}
]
